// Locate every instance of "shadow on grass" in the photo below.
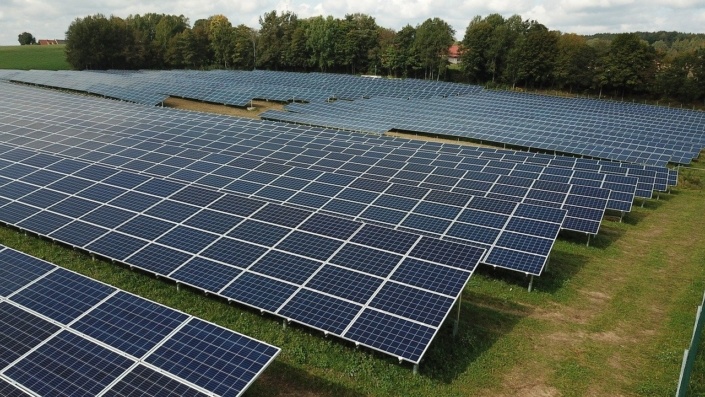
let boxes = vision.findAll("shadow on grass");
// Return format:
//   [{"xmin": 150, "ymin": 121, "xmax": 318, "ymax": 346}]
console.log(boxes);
[
  {"xmin": 421, "ymin": 291, "xmax": 530, "ymax": 383},
  {"xmin": 248, "ymin": 361, "xmax": 367, "ymax": 397},
  {"xmin": 471, "ymin": 247, "xmax": 590, "ymax": 294}
]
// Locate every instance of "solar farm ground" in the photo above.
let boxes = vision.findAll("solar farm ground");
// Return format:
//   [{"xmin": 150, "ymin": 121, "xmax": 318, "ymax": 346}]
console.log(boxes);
[{"xmin": 2, "ymin": 151, "xmax": 703, "ymax": 396}]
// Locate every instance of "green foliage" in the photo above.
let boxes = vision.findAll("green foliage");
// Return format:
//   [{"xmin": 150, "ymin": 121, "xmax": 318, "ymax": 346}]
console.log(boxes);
[
  {"xmin": 58, "ymin": 9, "xmax": 705, "ymax": 102},
  {"xmin": 606, "ymin": 33, "xmax": 657, "ymax": 95},
  {"xmin": 414, "ymin": 18, "xmax": 455, "ymax": 80},
  {"xmin": 0, "ymin": 45, "xmax": 70, "ymax": 70},
  {"xmin": 18, "ymin": 32, "xmax": 36, "ymax": 45}
]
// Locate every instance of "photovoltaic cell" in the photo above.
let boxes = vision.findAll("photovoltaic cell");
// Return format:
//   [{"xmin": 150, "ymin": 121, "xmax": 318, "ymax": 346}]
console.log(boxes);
[
  {"xmin": 279, "ymin": 289, "xmax": 362, "ymax": 334},
  {"xmin": 0, "ymin": 245, "xmax": 280, "ymax": 396},
  {"xmin": 71, "ymin": 291, "xmax": 188, "ymax": 357},
  {"xmin": 5, "ymin": 331, "xmax": 134, "ymax": 397}
]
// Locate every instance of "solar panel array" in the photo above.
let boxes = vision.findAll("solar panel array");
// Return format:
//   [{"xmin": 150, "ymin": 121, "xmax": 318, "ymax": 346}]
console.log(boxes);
[
  {"xmin": 0, "ymin": 145, "xmax": 486, "ymax": 364},
  {"xmin": 0, "ymin": 69, "xmax": 482, "ymax": 107},
  {"xmin": 0, "ymin": 82, "xmax": 573, "ymax": 274},
  {"xmin": 0, "ymin": 245, "xmax": 280, "ymax": 397},
  {"xmin": 261, "ymin": 92, "xmax": 705, "ymax": 166},
  {"xmin": 0, "ymin": 102, "xmax": 601, "ymax": 237}
]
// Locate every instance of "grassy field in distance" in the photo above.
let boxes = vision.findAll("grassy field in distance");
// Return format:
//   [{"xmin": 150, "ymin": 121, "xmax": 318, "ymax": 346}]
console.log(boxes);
[{"xmin": 0, "ymin": 45, "xmax": 71, "ymax": 70}]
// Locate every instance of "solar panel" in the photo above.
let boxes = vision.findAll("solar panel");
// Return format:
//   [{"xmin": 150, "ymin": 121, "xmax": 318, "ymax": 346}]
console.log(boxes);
[
  {"xmin": 0, "ymin": 131, "xmax": 563, "ymax": 274},
  {"xmin": 0, "ymin": 245, "xmax": 280, "ymax": 396},
  {"xmin": 0, "ymin": 153, "xmax": 485, "ymax": 364}
]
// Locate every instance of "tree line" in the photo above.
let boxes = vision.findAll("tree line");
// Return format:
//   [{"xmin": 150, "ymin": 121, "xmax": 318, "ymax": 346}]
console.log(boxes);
[{"xmin": 64, "ymin": 11, "xmax": 705, "ymax": 104}]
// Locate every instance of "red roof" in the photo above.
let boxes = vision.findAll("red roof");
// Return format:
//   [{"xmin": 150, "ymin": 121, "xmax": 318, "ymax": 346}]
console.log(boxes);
[{"xmin": 448, "ymin": 44, "xmax": 460, "ymax": 58}]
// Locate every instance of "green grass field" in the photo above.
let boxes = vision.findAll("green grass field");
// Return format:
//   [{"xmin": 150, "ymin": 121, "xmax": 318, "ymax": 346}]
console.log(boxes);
[
  {"xmin": 0, "ymin": 45, "xmax": 71, "ymax": 70},
  {"xmin": 1, "ymin": 159, "xmax": 703, "ymax": 396}
]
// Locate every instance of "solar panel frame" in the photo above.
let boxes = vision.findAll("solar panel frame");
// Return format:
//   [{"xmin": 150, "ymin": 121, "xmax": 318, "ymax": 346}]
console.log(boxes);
[
  {"xmin": 0, "ymin": 150, "xmax": 485, "ymax": 364},
  {"xmin": 0, "ymin": 245, "xmax": 281, "ymax": 397}
]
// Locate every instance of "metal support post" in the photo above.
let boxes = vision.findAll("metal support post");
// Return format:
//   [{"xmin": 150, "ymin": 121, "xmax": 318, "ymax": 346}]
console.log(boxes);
[{"xmin": 453, "ymin": 298, "xmax": 461, "ymax": 337}]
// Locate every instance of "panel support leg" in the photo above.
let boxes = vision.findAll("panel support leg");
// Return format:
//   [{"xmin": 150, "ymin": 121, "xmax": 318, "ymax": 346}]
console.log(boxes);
[
  {"xmin": 413, "ymin": 364, "xmax": 419, "ymax": 375},
  {"xmin": 453, "ymin": 297, "xmax": 461, "ymax": 337},
  {"xmin": 528, "ymin": 275, "xmax": 534, "ymax": 292}
]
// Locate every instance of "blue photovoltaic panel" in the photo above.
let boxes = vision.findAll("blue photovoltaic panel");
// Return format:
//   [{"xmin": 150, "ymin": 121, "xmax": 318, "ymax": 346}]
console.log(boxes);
[
  {"xmin": 279, "ymin": 289, "xmax": 362, "ymax": 334},
  {"xmin": 0, "ymin": 303, "xmax": 61, "ymax": 367},
  {"xmin": 249, "ymin": 251, "xmax": 321, "ymax": 284},
  {"xmin": 369, "ymin": 282, "xmax": 453, "ymax": 327},
  {"xmin": 344, "ymin": 309, "xmax": 436, "ymax": 363},
  {"xmin": 103, "ymin": 365, "xmax": 209, "ymax": 397},
  {"xmin": 0, "ymin": 85, "xmax": 494, "ymax": 364},
  {"xmin": 0, "ymin": 378, "xmax": 31, "ymax": 397},
  {"xmin": 170, "ymin": 257, "xmax": 243, "ymax": 292},
  {"xmin": 71, "ymin": 291, "xmax": 188, "ymax": 357},
  {"xmin": 329, "ymin": 244, "xmax": 401, "ymax": 277},
  {"xmin": 10, "ymin": 268, "xmax": 115, "ymax": 324},
  {"xmin": 5, "ymin": 331, "xmax": 134, "ymax": 397},
  {"xmin": 0, "ymin": 245, "xmax": 280, "ymax": 397},
  {"xmin": 145, "ymin": 318, "xmax": 281, "ymax": 397},
  {"xmin": 305, "ymin": 265, "xmax": 383, "ymax": 304},
  {"xmin": 0, "ymin": 248, "xmax": 54, "ymax": 296},
  {"xmin": 221, "ymin": 272, "xmax": 300, "ymax": 312}
]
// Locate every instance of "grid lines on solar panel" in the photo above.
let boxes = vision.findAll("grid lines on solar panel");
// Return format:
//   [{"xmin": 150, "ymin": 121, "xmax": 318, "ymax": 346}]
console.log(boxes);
[
  {"xmin": 0, "ymin": 119, "xmax": 576, "ymax": 276},
  {"xmin": 0, "ymin": 245, "xmax": 281, "ymax": 397},
  {"xmin": 0, "ymin": 84, "xmax": 506, "ymax": 362}
]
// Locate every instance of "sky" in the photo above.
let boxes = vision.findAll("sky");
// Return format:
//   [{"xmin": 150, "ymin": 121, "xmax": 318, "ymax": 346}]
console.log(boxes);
[{"xmin": 1, "ymin": 0, "xmax": 704, "ymax": 45}]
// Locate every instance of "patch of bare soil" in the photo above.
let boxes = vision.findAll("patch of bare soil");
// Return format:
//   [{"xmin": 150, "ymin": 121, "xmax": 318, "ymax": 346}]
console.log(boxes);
[
  {"xmin": 163, "ymin": 97, "xmax": 284, "ymax": 119},
  {"xmin": 385, "ymin": 130, "xmax": 503, "ymax": 149}
]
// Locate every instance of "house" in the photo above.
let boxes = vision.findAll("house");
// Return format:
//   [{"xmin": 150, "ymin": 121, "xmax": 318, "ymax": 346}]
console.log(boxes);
[
  {"xmin": 38, "ymin": 39, "xmax": 66, "ymax": 45},
  {"xmin": 448, "ymin": 44, "xmax": 461, "ymax": 64}
]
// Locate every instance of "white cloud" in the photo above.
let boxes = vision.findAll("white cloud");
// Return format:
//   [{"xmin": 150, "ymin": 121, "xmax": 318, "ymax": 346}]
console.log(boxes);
[{"xmin": 0, "ymin": 0, "xmax": 703, "ymax": 45}]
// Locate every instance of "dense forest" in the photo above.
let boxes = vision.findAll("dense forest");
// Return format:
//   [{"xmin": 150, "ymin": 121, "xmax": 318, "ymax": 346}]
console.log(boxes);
[{"xmin": 64, "ymin": 11, "xmax": 705, "ymax": 104}]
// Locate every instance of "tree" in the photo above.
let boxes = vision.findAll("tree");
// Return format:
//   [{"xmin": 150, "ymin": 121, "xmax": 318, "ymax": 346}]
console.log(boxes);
[
  {"xmin": 392, "ymin": 25, "xmax": 418, "ymax": 77},
  {"xmin": 340, "ymin": 13, "xmax": 379, "ymax": 74},
  {"xmin": 257, "ymin": 10, "xmax": 298, "ymax": 70},
  {"xmin": 554, "ymin": 33, "xmax": 598, "ymax": 92},
  {"xmin": 414, "ymin": 18, "xmax": 455, "ymax": 80},
  {"xmin": 65, "ymin": 14, "xmax": 128, "ymax": 69},
  {"xmin": 461, "ymin": 14, "xmax": 525, "ymax": 84},
  {"xmin": 208, "ymin": 14, "xmax": 234, "ymax": 68},
  {"xmin": 606, "ymin": 33, "xmax": 657, "ymax": 95},
  {"xmin": 18, "ymin": 32, "xmax": 36, "ymax": 45},
  {"xmin": 306, "ymin": 16, "xmax": 344, "ymax": 72}
]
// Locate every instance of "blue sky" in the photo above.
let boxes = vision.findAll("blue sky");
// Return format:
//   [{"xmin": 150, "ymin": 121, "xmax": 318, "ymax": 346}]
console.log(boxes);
[{"xmin": 2, "ymin": 0, "xmax": 704, "ymax": 45}]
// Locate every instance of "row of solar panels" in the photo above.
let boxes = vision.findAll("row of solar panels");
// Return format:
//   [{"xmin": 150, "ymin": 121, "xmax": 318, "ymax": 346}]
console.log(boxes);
[
  {"xmin": 1, "ymin": 83, "xmax": 632, "ymax": 272},
  {"xmin": 262, "ymin": 93, "xmax": 705, "ymax": 166},
  {"xmin": 0, "ymin": 143, "xmax": 484, "ymax": 365},
  {"xmin": 0, "ymin": 245, "xmax": 280, "ymax": 397},
  {"xmin": 0, "ymin": 79, "xmax": 620, "ymax": 368},
  {"xmin": 0, "ymin": 81, "xmax": 678, "ymax": 371},
  {"xmin": 0, "ymin": 69, "xmax": 481, "ymax": 107}
]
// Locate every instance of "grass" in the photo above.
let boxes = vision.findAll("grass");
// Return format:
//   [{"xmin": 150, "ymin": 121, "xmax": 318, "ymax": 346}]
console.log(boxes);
[
  {"xmin": 1, "ymin": 164, "xmax": 704, "ymax": 396},
  {"xmin": 0, "ymin": 45, "xmax": 71, "ymax": 70}
]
